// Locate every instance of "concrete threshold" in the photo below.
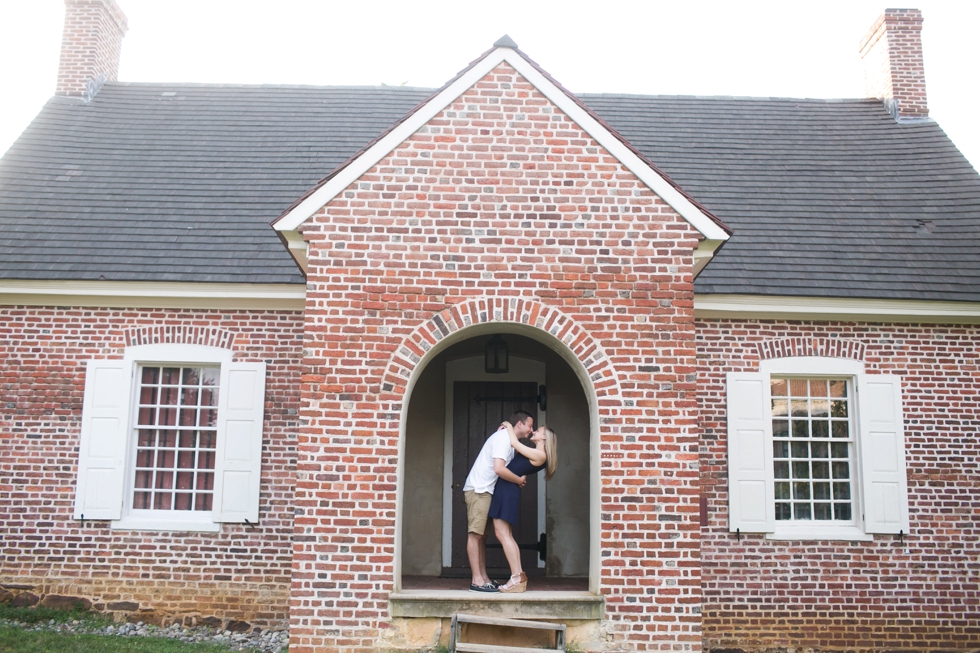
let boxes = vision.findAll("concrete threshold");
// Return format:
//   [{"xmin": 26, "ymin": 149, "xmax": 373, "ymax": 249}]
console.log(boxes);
[{"xmin": 389, "ymin": 590, "xmax": 604, "ymax": 620}]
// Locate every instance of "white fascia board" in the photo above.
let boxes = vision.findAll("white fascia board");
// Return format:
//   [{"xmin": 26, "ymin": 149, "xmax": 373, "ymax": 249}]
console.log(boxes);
[
  {"xmin": 696, "ymin": 294, "xmax": 980, "ymax": 324},
  {"xmin": 274, "ymin": 48, "xmax": 730, "ymax": 244},
  {"xmin": 0, "ymin": 280, "xmax": 306, "ymax": 310}
]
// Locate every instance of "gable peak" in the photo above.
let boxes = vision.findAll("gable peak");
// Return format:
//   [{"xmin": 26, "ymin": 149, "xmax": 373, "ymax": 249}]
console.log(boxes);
[{"xmin": 493, "ymin": 34, "xmax": 519, "ymax": 49}]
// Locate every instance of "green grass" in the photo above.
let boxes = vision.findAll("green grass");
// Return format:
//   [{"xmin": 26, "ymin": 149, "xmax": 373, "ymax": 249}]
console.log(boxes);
[
  {"xmin": 0, "ymin": 627, "xmax": 250, "ymax": 652},
  {"xmin": 0, "ymin": 604, "xmax": 108, "ymax": 625}
]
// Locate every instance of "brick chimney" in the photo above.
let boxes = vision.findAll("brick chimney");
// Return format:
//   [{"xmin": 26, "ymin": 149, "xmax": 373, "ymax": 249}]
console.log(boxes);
[
  {"xmin": 859, "ymin": 8, "xmax": 928, "ymax": 119},
  {"xmin": 56, "ymin": 0, "xmax": 128, "ymax": 99}
]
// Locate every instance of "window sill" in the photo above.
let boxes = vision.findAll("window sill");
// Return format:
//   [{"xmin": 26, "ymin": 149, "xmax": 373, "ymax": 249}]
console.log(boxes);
[
  {"xmin": 111, "ymin": 515, "xmax": 221, "ymax": 532},
  {"xmin": 766, "ymin": 526, "xmax": 873, "ymax": 542}
]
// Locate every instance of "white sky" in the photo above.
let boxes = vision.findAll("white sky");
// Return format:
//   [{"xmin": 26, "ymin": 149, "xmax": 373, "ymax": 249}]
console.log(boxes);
[{"xmin": 1, "ymin": 0, "xmax": 978, "ymax": 170}]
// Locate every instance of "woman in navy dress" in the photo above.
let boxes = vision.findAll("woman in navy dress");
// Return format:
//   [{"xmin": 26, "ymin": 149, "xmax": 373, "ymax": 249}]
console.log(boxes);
[{"xmin": 488, "ymin": 422, "xmax": 558, "ymax": 593}]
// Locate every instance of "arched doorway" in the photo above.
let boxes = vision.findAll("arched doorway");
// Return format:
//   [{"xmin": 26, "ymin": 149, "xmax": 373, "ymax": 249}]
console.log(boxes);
[{"xmin": 394, "ymin": 325, "xmax": 598, "ymax": 592}]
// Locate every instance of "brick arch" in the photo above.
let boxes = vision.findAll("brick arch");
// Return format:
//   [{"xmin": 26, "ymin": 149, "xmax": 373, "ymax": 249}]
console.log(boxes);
[
  {"xmin": 123, "ymin": 325, "xmax": 237, "ymax": 350},
  {"xmin": 757, "ymin": 337, "xmax": 866, "ymax": 362},
  {"xmin": 380, "ymin": 297, "xmax": 621, "ymax": 402}
]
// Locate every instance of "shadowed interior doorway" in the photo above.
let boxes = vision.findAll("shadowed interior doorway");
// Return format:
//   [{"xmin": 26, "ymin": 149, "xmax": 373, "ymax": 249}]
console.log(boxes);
[{"xmin": 401, "ymin": 333, "xmax": 590, "ymax": 591}]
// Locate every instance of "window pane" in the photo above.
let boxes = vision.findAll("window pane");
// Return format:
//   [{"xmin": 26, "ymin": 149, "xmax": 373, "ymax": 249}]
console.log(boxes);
[
  {"xmin": 810, "ymin": 399, "xmax": 828, "ymax": 417},
  {"xmin": 793, "ymin": 503, "xmax": 812, "ymax": 520},
  {"xmin": 136, "ymin": 449, "xmax": 153, "ymax": 468},
  {"xmin": 139, "ymin": 386, "xmax": 158, "ymax": 405},
  {"xmin": 174, "ymin": 493, "xmax": 192, "ymax": 511},
  {"xmin": 792, "ymin": 461, "xmax": 810, "ymax": 479},
  {"xmin": 834, "ymin": 482, "xmax": 851, "ymax": 500},
  {"xmin": 773, "ymin": 419, "xmax": 789, "ymax": 437},
  {"xmin": 775, "ymin": 482, "xmax": 790, "ymax": 500},
  {"xmin": 831, "ymin": 442, "xmax": 849, "ymax": 459},
  {"xmin": 811, "ymin": 420, "xmax": 829, "ymax": 438},
  {"xmin": 809, "ymin": 380, "xmax": 828, "ymax": 397},
  {"xmin": 182, "ymin": 368, "xmax": 200, "ymax": 386},
  {"xmin": 774, "ymin": 461, "xmax": 789, "ymax": 479},
  {"xmin": 789, "ymin": 379, "xmax": 808, "ymax": 397},
  {"xmin": 775, "ymin": 503, "xmax": 792, "ymax": 520},
  {"xmin": 179, "ymin": 408, "xmax": 198, "ymax": 426},
  {"xmin": 829, "ymin": 380, "xmax": 847, "ymax": 398},
  {"xmin": 158, "ymin": 430, "xmax": 176, "ymax": 449},
  {"xmin": 813, "ymin": 503, "xmax": 832, "ymax": 520},
  {"xmin": 773, "ymin": 441, "xmax": 789, "ymax": 459},
  {"xmin": 134, "ymin": 492, "xmax": 151, "ymax": 509},
  {"xmin": 834, "ymin": 503, "xmax": 852, "ymax": 520},
  {"xmin": 771, "ymin": 378, "xmax": 788, "ymax": 397},
  {"xmin": 791, "ymin": 399, "xmax": 808, "ymax": 417},
  {"xmin": 793, "ymin": 482, "xmax": 810, "ymax": 499},
  {"xmin": 832, "ymin": 461, "xmax": 850, "ymax": 479},
  {"xmin": 791, "ymin": 441, "xmax": 809, "ymax": 458},
  {"xmin": 811, "ymin": 441, "xmax": 828, "ymax": 458},
  {"xmin": 832, "ymin": 421, "xmax": 849, "ymax": 438},
  {"xmin": 813, "ymin": 482, "xmax": 831, "ymax": 500},
  {"xmin": 830, "ymin": 400, "xmax": 848, "ymax": 418},
  {"xmin": 772, "ymin": 399, "xmax": 788, "ymax": 417},
  {"xmin": 201, "ymin": 368, "xmax": 219, "ymax": 387},
  {"xmin": 134, "ymin": 470, "xmax": 151, "ymax": 489},
  {"xmin": 812, "ymin": 461, "xmax": 830, "ymax": 479},
  {"xmin": 176, "ymin": 471, "xmax": 193, "ymax": 490}
]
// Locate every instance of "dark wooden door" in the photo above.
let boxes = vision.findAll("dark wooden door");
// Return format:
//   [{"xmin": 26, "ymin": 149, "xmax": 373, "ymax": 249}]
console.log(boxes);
[{"xmin": 446, "ymin": 381, "xmax": 541, "ymax": 577}]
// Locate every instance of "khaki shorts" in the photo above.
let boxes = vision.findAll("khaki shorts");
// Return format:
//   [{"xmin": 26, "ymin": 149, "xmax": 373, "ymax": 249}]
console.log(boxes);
[{"xmin": 464, "ymin": 490, "xmax": 493, "ymax": 535}]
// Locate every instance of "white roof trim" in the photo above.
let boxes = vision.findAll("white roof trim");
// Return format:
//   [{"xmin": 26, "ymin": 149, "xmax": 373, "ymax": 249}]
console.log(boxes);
[
  {"xmin": 0, "ymin": 280, "xmax": 306, "ymax": 310},
  {"xmin": 695, "ymin": 294, "xmax": 980, "ymax": 324},
  {"xmin": 274, "ymin": 47, "xmax": 729, "ymax": 242}
]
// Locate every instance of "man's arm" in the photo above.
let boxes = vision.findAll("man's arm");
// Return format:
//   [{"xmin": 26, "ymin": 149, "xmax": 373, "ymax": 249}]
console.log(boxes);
[{"xmin": 493, "ymin": 458, "xmax": 526, "ymax": 487}]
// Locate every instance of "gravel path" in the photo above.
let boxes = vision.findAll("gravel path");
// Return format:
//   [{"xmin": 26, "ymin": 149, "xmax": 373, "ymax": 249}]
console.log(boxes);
[{"xmin": 0, "ymin": 618, "xmax": 288, "ymax": 652}]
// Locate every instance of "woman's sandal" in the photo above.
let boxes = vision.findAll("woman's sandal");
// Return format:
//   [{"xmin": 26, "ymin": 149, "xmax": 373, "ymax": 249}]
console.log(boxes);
[{"xmin": 498, "ymin": 572, "xmax": 527, "ymax": 593}]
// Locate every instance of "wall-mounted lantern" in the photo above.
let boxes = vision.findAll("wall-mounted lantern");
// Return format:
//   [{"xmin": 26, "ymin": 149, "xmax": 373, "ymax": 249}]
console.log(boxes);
[{"xmin": 484, "ymin": 335, "xmax": 509, "ymax": 374}]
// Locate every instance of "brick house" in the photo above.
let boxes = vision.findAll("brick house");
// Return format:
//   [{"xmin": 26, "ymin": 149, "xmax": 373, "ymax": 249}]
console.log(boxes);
[{"xmin": 1, "ymin": 1, "xmax": 978, "ymax": 651}]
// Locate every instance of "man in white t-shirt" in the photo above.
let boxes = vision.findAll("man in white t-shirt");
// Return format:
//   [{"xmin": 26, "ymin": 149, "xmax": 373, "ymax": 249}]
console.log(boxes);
[{"xmin": 463, "ymin": 410, "xmax": 534, "ymax": 592}]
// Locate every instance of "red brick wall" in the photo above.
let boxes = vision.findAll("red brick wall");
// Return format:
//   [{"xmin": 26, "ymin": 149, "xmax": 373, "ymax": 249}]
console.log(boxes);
[
  {"xmin": 292, "ymin": 62, "xmax": 704, "ymax": 651},
  {"xmin": 697, "ymin": 319, "xmax": 980, "ymax": 651},
  {"xmin": 0, "ymin": 305, "xmax": 303, "ymax": 629}
]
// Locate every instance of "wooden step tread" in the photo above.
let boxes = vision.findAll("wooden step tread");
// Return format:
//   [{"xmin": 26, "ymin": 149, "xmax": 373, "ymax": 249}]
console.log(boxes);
[
  {"xmin": 454, "ymin": 643, "xmax": 560, "ymax": 653},
  {"xmin": 454, "ymin": 612, "xmax": 566, "ymax": 631}
]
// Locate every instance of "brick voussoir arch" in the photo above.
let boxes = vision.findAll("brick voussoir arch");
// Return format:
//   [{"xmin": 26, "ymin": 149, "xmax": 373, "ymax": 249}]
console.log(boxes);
[
  {"xmin": 757, "ymin": 336, "xmax": 866, "ymax": 362},
  {"xmin": 123, "ymin": 325, "xmax": 237, "ymax": 350},
  {"xmin": 380, "ymin": 298, "xmax": 622, "ymax": 402}
]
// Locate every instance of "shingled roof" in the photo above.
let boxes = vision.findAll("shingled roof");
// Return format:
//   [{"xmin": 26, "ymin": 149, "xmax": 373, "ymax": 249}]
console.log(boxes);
[{"xmin": 2, "ymin": 83, "xmax": 979, "ymax": 300}]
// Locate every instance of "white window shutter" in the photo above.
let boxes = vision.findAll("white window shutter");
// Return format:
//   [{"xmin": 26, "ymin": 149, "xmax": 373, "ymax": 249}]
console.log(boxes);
[
  {"xmin": 74, "ymin": 360, "xmax": 132, "ymax": 520},
  {"xmin": 857, "ymin": 374, "xmax": 910, "ymax": 534},
  {"xmin": 727, "ymin": 373, "xmax": 775, "ymax": 533},
  {"xmin": 213, "ymin": 362, "xmax": 266, "ymax": 523}
]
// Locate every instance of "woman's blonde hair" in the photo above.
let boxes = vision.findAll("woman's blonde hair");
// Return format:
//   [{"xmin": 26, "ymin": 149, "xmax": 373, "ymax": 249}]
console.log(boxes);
[{"xmin": 542, "ymin": 427, "xmax": 558, "ymax": 481}]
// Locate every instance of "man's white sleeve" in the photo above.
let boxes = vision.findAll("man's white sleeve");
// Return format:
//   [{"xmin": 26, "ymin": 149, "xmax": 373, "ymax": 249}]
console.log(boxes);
[{"xmin": 490, "ymin": 429, "xmax": 511, "ymax": 460}]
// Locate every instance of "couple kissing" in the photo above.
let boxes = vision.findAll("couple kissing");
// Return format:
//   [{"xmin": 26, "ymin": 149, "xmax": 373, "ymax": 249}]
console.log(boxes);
[{"xmin": 462, "ymin": 410, "xmax": 558, "ymax": 593}]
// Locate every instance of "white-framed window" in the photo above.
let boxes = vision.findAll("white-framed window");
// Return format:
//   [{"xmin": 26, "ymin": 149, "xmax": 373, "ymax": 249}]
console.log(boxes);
[
  {"xmin": 727, "ymin": 357, "xmax": 910, "ymax": 541},
  {"xmin": 73, "ymin": 344, "xmax": 266, "ymax": 532}
]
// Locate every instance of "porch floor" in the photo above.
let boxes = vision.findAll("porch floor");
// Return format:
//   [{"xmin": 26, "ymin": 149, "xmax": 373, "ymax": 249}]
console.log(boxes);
[{"xmin": 401, "ymin": 575, "xmax": 589, "ymax": 591}]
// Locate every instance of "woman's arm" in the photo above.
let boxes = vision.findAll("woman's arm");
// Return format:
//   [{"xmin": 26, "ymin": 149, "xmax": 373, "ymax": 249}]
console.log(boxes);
[
  {"xmin": 493, "ymin": 458, "xmax": 526, "ymax": 487},
  {"xmin": 504, "ymin": 422, "xmax": 546, "ymax": 466}
]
